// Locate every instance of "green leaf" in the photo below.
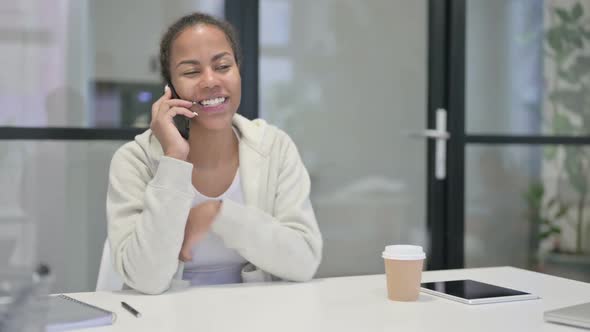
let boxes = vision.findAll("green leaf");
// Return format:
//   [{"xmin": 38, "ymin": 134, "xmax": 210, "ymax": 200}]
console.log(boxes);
[
  {"xmin": 572, "ymin": 2, "xmax": 584, "ymax": 21},
  {"xmin": 557, "ymin": 69, "xmax": 578, "ymax": 84},
  {"xmin": 533, "ymin": 182, "xmax": 544, "ymax": 197},
  {"xmin": 539, "ymin": 228, "xmax": 560, "ymax": 240},
  {"xmin": 581, "ymin": 28, "xmax": 590, "ymax": 41},
  {"xmin": 550, "ymin": 90, "xmax": 584, "ymax": 115},
  {"xmin": 572, "ymin": 34, "xmax": 583, "ymax": 48},
  {"xmin": 563, "ymin": 28, "xmax": 584, "ymax": 48},
  {"xmin": 556, "ymin": 8, "xmax": 572, "ymax": 22},
  {"xmin": 524, "ymin": 182, "xmax": 543, "ymax": 209},
  {"xmin": 547, "ymin": 28, "xmax": 564, "ymax": 53},
  {"xmin": 574, "ymin": 56, "xmax": 590, "ymax": 76},
  {"xmin": 555, "ymin": 204, "xmax": 569, "ymax": 219}
]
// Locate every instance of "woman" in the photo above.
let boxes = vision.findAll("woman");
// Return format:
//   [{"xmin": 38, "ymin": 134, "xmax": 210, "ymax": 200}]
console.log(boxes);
[{"xmin": 106, "ymin": 12, "xmax": 322, "ymax": 294}]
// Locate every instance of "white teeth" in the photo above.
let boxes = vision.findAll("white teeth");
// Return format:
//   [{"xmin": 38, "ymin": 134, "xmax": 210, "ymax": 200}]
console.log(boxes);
[{"xmin": 200, "ymin": 97, "xmax": 226, "ymax": 106}]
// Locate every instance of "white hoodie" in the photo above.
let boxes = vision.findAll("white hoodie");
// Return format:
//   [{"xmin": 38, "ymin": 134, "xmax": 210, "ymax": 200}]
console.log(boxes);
[{"xmin": 106, "ymin": 114, "xmax": 322, "ymax": 294}]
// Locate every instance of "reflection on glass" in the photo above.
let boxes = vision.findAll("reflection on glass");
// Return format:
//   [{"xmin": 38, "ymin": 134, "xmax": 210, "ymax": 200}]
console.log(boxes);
[
  {"xmin": 0, "ymin": 141, "xmax": 126, "ymax": 293},
  {"xmin": 94, "ymin": 82, "xmax": 160, "ymax": 128},
  {"xmin": 0, "ymin": 0, "xmax": 224, "ymax": 128},
  {"xmin": 466, "ymin": 1, "xmax": 590, "ymax": 136},
  {"xmin": 466, "ymin": 0, "xmax": 544, "ymax": 135},
  {"xmin": 544, "ymin": 1, "xmax": 590, "ymax": 136},
  {"xmin": 465, "ymin": 145, "xmax": 590, "ymax": 282},
  {"xmin": 259, "ymin": 0, "xmax": 429, "ymax": 276},
  {"xmin": 260, "ymin": 0, "xmax": 291, "ymax": 47}
]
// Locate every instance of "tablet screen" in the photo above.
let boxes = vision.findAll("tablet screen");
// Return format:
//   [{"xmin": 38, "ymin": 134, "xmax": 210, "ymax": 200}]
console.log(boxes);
[{"xmin": 421, "ymin": 279, "xmax": 530, "ymax": 300}]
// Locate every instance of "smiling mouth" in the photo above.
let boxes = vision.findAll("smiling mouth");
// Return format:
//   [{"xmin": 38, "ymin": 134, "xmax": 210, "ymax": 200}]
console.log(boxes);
[{"xmin": 196, "ymin": 97, "xmax": 227, "ymax": 107}]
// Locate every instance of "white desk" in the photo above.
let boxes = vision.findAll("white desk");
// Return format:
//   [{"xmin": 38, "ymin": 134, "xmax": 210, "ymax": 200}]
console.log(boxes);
[{"xmin": 65, "ymin": 267, "xmax": 590, "ymax": 331}]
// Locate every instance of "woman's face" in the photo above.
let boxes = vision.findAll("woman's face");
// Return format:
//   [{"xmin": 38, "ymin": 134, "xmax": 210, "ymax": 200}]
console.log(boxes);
[{"xmin": 170, "ymin": 24, "xmax": 241, "ymax": 131}]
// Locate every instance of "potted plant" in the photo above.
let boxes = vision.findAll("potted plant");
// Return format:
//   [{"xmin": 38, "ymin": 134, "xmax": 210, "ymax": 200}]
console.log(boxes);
[{"xmin": 532, "ymin": 1, "xmax": 590, "ymax": 281}]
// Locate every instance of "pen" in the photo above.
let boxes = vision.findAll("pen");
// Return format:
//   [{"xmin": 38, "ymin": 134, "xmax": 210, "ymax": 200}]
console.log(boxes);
[{"xmin": 121, "ymin": 301, "xmax": 141, "ymax": 318}]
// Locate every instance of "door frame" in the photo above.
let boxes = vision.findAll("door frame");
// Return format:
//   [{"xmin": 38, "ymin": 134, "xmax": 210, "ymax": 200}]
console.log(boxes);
[
  {"xmin": 438, "ymin": 0, "xmax": 590, "ymax": 270},
  {"xmin": 427, "ymin": 0, "xmax": 463, "ymax": 270}
]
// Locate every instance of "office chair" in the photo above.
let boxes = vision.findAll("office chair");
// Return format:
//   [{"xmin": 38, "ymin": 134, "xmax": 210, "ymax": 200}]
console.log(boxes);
[{"xmin": 96, "ymin": 239, "xmax": 124, "ymax": 291}]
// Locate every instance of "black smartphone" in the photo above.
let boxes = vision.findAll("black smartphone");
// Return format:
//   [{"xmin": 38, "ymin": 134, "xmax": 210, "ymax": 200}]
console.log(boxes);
[{"xmin": 168, "ymin": 83, "xmax": 190, "ymax": 139}]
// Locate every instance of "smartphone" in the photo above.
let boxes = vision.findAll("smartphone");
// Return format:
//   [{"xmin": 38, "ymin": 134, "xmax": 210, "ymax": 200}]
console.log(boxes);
[{"xmin": 168, "ymin": 83, "xmax": 190, "ymax": 139}]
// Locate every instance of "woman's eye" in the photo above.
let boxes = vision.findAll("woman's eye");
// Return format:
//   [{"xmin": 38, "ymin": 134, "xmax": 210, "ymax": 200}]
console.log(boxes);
[
  {"xmin": 217, "ymin": 65, "xmax": 230, "ymax": 71},
  {"xmin": 184, "ymin": 71, "xmax": 199, "ymax": 76}
]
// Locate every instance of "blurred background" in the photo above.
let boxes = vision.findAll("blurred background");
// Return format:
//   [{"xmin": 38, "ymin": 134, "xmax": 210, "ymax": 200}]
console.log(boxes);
[{"xmin": 1, "ymin": 0, "xmax": 589, "ymax": 293}]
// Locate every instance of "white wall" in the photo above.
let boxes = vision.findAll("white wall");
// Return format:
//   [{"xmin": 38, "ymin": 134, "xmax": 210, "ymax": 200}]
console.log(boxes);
[
  {"xmin": 92, "ymin": 0, "xmax": 224, "ymax": 83},
  {"xmin": 91, "ymin": 0, "xmax": 163, "ymax": 83}
]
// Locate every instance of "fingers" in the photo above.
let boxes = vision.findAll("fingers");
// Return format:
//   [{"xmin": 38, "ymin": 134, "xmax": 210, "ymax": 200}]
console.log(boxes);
[
  {"xmin": 154, "ymin": 98, "xmax": 192, "ymax": 116},
  {"xmin": 166, "ymin": 106, "xmax": 198, "ymax": 119},
  {"xmin": 179, "ymin": 231, "xmax": 205, "ymax": 262},
  {"xmin": 152, "ymin": 101, "xmax": 195, "ymax": 123},
  {"xmin": 153, "ymin": 85, "xmax": 194, "ymax": 117},
  {"xmin": 179, "ymin": 247, "xmax": 192, "ymax": 262},
  {"xmin": 164, "ymin": 84, "xmax": 171, "ymax": 99},
  {"xmin": 179, "ymin": 229, "xmax": 193, "ymax": 262},
  {"xmin": 164, "ymin": 99, "xmax": 194, "ymax": 109},
  {"xmin": 152, "ymin": 86, "xmax": 171, "ymax": 118}
]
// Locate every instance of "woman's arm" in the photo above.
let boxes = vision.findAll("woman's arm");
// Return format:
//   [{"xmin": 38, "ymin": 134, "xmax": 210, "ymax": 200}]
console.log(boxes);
[
  {"xmin": 212, "ymin": 134, "xmax": 323, "ymax": 281},
  {"xmin": 107, "ymin": 147, "xmax": 194, "ymax": 294}
]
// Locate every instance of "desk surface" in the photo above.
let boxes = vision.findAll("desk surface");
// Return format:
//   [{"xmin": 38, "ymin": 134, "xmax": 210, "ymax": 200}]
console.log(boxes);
[{"xmin": 65, "ymin": 267, "xmax": 590, "ymax": 332}]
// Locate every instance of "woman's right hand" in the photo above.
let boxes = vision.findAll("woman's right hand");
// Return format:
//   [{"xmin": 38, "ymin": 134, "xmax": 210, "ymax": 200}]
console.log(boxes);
[
  {"xmin": 179, "ymin": 200, "xmax": 222, "ymax": 262},
  {"xmin": 150, "ymin": 85, "xmax": 197, "ymax": 160}
]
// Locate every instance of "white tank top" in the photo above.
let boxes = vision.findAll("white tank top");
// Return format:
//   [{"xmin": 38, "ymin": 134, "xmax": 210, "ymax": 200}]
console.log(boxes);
[{"xmin": 182, "ymin": 170, "xmax": 248, "ymax": 285}]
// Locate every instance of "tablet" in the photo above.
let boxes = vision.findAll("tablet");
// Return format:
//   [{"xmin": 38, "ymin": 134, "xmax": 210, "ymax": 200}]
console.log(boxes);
[{"xmin": 420, "ymin": 279, "xmax": 540, "ymax": 305}]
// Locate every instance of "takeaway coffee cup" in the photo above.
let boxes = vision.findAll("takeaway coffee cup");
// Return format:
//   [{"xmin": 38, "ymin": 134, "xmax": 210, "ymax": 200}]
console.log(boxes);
[{"xmin": 382, "ymin": 245, "xmax": 425, "ymax": 301}]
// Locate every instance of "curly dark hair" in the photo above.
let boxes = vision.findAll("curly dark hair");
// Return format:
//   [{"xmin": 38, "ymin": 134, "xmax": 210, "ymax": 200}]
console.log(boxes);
[{"xmin": 159, "ymin": 12, "xmax": 242, "ymax": 85}]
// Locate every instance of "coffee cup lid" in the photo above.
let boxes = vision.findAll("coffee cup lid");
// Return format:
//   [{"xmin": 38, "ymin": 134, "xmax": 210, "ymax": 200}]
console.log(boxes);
[{"xmin": 382, "ymin": 245, "xmax": 425, "ymax": 260}]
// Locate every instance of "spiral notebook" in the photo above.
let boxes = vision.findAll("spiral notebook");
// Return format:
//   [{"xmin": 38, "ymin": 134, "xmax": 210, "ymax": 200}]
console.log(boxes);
[{"xmin": 46, "ymin": 294, "xmax": 116, "ymax": 332}]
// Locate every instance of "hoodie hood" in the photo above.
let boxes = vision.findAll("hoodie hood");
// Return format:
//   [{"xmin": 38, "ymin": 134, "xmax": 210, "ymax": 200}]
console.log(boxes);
[{"xmin": 133, "ymin": 113, "xmax": 273, "ymax": 175}]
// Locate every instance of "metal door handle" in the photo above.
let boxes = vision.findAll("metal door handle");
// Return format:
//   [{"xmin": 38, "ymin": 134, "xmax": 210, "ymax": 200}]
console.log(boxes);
[{"xmin": 409, "ymin": 109, "xmax": 449, "ymax": 180}]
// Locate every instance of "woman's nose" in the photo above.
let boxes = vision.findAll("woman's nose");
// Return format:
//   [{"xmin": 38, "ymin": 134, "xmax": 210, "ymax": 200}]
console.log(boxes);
[{"xmin": 198, "ymin": 68, "xmax": 219, "ymax": 89}]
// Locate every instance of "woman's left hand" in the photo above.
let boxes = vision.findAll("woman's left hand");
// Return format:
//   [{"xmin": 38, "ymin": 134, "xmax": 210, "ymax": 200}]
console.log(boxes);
[{"xmin": 179, "ymin": 200, "xmax": 222, "ymax": 262}]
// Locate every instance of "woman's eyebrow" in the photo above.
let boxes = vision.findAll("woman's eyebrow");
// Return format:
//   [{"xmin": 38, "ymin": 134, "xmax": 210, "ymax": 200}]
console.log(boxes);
[
  {"xmin": 175, "ymin": 52, "xmax": 232, "ymax": 68},
  {"xmin": 211, "ymin": 51, "xmax": 231, "ymax": 62},
  {"xmin": 176, "ymin": 59, "xmax": 200, "ymax": 68}
]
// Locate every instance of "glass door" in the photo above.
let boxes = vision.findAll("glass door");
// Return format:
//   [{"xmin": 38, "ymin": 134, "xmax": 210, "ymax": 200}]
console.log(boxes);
[
  {"xmin": 258, "ymin": 0, "xmax": 441, "ymax": 276},
  {"xmin": 448, "ymin": 0, "xmax": 590, "ymax": 282}
]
